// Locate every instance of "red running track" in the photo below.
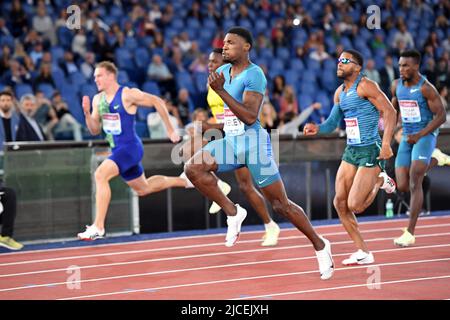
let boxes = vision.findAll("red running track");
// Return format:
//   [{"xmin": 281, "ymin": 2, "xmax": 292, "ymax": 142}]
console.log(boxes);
[{"xmin": 0, "ymin": 215, "xmax": 449, "ymax": 300}]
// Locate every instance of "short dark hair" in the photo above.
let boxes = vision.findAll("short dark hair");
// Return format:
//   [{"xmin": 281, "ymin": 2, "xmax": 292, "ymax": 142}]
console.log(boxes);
[
  {"xmin": 212, "ymin": 48, "xmax": 223, "ymax": 55},
  {"xmin": 227, "ymin": 26, "xmax": 253, "ymax": 49},
  {"xmin": 343, "ymin": 49, "xmax": 364, "ymax": 66},
  {"xmin": 400, "ymin": 49, "xmax": 421, "ymax": 65},
  {"xmin": 0, "ymin": 91, "xmax": 13, "ymax": 99}
]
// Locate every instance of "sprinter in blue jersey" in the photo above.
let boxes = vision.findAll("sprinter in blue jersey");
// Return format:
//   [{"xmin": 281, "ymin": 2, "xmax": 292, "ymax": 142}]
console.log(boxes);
[
  {"xmin": 185, "ymin": 27, "xmax": 334, "ymax": 280},
  {"xmin": 304, "ymin": 49, "xmax": 397, "ymax": 266},
  {"xmin": 78, "ymin": 61, "xmax": 180, "ymax": 240},
  {"xmin": 391, "ymin": 50, "xmax": 446, "ymax": 247}
]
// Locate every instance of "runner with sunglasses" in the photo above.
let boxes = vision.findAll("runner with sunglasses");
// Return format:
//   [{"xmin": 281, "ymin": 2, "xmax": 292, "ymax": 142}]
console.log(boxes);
[{"xmin": 304, "ymin": 49, "xmax": 397, "ymax": 266}]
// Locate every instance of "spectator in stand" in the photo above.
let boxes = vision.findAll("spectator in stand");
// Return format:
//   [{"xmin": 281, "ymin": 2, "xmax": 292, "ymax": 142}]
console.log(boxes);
[
  {"xmin": 80, "ymin": 52, "xmax": 96, "ymax": 80},
  {"xmin": 32, "ymin": 3, "xmax": 56, "ymax": 45},
  {"xmin": 147, "ymin": 98, "xmax": 181, "ymax": 139},
  {"xmin": 147, "ymin": 54, "xmax": 177, "ymax": 99},
  {"xmin": 33, "ymin": 90, "xmax": 59, "ymax": 140},
  {"xmin": 5, "ymin": 60, "xmax": 32, "ymax": 88},
  {"xmin": 364, "ymin": 59, "xmax": 381, "ymax": 84},
  {"xmin": 51, "ymin": 92, "xmax": 83, "ymax": 141},
  {"xmin": 92, "ymin": 31, "xmax": 114, "ymax": 62},
  {"xmin": 179, "ymin": 32, "xmax": 193, "ymax": 54},
  {"xmin": 72, "ymin": 28, "xmax": 88, "ymax": 59},
  {"xmin": 379, "ymin": 56, "xmax": 399, "ymax": 99},
  {"xmin": 392, "ymin": 22, "xmax": 414, "ymax": 49},
  {"xmin": 174, "ymin": 88, "xmax": 194, "ymax": 126},
  {"xmin": 189, "ymin": 53, "xmax": 208, "ymax": 73},
  {"xmin": 16, "ymin": 94, "xmax": 46, "ymax": 142},
  {"xmin": 10, "ymin": 0, "xmax": 28, "ymax": 38},
  {"xmin": 32, "ymin": 62, "xmax": 55, "ymax": 92},
  {"xmin": 59, "ymin": 51, "xmax": 79, "ymax": 77},
  {"xmin": 260, "ymin": 101, "xmax": 279, "ymax": 132},
  {"xmin": 278, "ymin": 85, "xmax": 299, "ymax": 121},
  {"xmin": 309, "ymin": 44, "xmax": 330, "ymax": 63}
]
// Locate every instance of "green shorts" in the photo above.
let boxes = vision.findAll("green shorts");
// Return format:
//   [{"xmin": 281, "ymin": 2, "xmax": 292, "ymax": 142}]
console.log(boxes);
[{"xmin": 342, "ymin": 143, "xmax": 385, "ymax": 170}]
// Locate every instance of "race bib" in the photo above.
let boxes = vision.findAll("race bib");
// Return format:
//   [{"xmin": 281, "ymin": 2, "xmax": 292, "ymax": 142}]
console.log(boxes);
[
  {"xmin": 102, "ymin": 113, "xmax": 122, "ymax": 135},
  {"xmin": 399, "ymin": 100, "xmax": 421, "ymax": 123},
  {"xmin": 224, "ymin": 108, "xmax": 245, "ymax": 136},
  {"xmin": 344, "ymin": 118, "xmax": 361, "ymax": 145}
]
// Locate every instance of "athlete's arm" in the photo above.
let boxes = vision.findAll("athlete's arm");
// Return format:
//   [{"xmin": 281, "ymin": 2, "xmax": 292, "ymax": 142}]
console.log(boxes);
[
  {"xmin": 82, "ymin": 94, "xmax": 102, "ymax": 136},
  {"xmin": 413, "ymin": 81, "xmax": 446, "ymax": 139},
  {"xmin": 208, "ymin": 72, "xmax": 262, "ymax": 125},
  {"xmin": 124, "ymin": 88, "xmax": 180, "ymax": 142},
  {"xmin": 390, "ymin": 79, "xmax": 402, "ymax": 126},
  {"xmin": 359, "ymin": 78, "xmax": 397, "ymax": 159},
  {"xmin": 304, "ymin": 85, "xmax": 343, "ymax": 135},
  {"xmin": 202, "ymin": 121, "xmax": 223, "ymax": 132}
]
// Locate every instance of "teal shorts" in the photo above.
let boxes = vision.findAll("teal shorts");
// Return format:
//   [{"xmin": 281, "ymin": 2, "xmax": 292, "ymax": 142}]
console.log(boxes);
[
  {"xmin": 395, "ymin": 134, "xmax": 437, "ymax": 167},
  {"xmin": 342, "ymin": 143, "xmax": 385, "ymax": 170},
  {"xmin": 202, "ymin": 129, "xmax": 281, "ymax": 188}
]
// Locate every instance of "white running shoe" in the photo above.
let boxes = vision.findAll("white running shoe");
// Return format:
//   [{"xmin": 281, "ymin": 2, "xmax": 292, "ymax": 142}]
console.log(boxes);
[
  {"xmin": 379, "ymin": 171, "xmax": 396, "ymax": 194},
  {"xmin": 77, "ymin": 225, "xmax": 105, "ymax": 241},
  {"xmin": 342, "ymin": 249, "xmax": 375, "ymax": 266},
  {"xmin": 261, "ymin": 223, "xmax": 281, "ymax": 246},
  {"xmin": 225, "ymin": 204, "xmax": 247, "ymax": 247},
  {"xmin": 432, "ymin": 148, "xmax": 450, "ymax": 166},
  {"xmin": 315, "ymin": 236, "xmax": 334, "ymax": 280},
  {"xmin": 209, "ymin": 180, "xmax": 231, "ymax": 214}
]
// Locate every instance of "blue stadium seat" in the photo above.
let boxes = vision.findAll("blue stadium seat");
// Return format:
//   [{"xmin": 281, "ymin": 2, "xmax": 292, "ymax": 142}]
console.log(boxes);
[
  {"xmin": 289, "ymin": 58, "xmax": 305, "ymax": 71},
  {"xmin": 193, "ymin": 72, "xmax": 208, "ymax": 93},
  {"xmin": 14, "ymin": 84, "xmax": 33, "ymax": 99},
  {"xmin": 284, "ymin": 70, "xmax": 300, "ymax": 86},
  {"xmin": 203, "ymin": 18, "xmax": 217, "ymax": 30},
  {"xmin": 135, "ymin": 120, "xmax": 150, "ymax": 138},
  {"xmin": 37, "ymin": 83, "xmax": 55, "ymax": 99},
  {"xmin": 187, "ymin": 18, "xmax": 201, "ymax": 29},
  {"xmin": 50, "ymin": 46, "xmax": 65, "ymax": 63},
  {"xmin": 80, "ymin": 84, "xmax": 97, "ymax": 99},
  {"xmin": 254, "ymin": 19, "xmax": 268, "ymax": 34},
  {"xmin": 69, "ymin": 71, "xmax": 87, "ymax": 88},
  {"xmin": 276, "ymin": 47, "xmax": 291, "ymax": 60},
  {"xmin": 298, "ymin": 93, "xmax": 314, "ymax": 111},
  {"xmin": 137, "ymin": 108, "xmax": 154, "ymax": 122},
  {"xmin": 134, "ymin": 47, "xmax": 151, "ymax": 69},
  {"xmin": 114, "ymin": 48, "xmax": 134, "ymax": 70},
  {"xmin": 117, "ymin": 70, "xmax": 129, "ymax": 85},
  {"xmin": 142, "ymin": 81, "xmax": 161, "ymax": 95},
  {"xmin": 124, "ymin": 37, "xmax": 138, "ymax": 51},
  {"xmin": 315, "ymin": 90, "xmax": 332, "ymax": 115},
  {"xmin": 305, "ymin": 58, "xmax": 321, "ymax": 72},
  {"xmin": 176, "ymin": 71, "xmax": 196, "ymax": 94}
]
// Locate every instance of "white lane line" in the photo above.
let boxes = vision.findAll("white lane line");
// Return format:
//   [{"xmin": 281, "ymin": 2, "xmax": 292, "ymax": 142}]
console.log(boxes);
[
  {"xmin": 1, "ymin": 233, "xmax": 450, "ymax": 279},
  {"xmin": 57, "ymin": 258, "xmax": 450, "ymax": 300},
  {"xmin": 1, "ymin": 215, "xmax": 448, "ymax": 257},
  {"xmin": 1, "ymin": 242, "xmax": 449, "ymax": 293},
  {"xmin": 1, "ymin": 223, "xmax": 449, "ymax": 267},
  {"xmin": 233, "ymin": 275, "xmax": 450, "ymax": 300}
]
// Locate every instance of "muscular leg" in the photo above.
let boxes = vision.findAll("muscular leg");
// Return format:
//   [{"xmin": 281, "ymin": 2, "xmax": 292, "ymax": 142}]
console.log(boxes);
[
  {"xmin": 347, "ymin": 166, "xmax": 383, "ymax": 214},
  {"xmin": 127, "ymin": 174, "xmax": 187, "ymax": 196},
  {"xmin": 93, "ymin": 159, "xmax": 120, "ymax": 230},
  {"xmin": 395, "ymin": 167, "xmax": 410, "ymax": 193},
  {"xmin": 333, "ymin": 161, "xmax": 370, "ymax": 252},
  {"xmin": 234, "ymin": 167, "xmax": 271, "ymax": 224},
  {"xmin": 260, "ymin": 180, "xmax": 324, "ymax": 251},
  {"xmin": 407, "ymin": 160, "xmax": 428, "ymax": 235},
  {"xmin": 185, "ymin": 150, "xmax": 237, "ymax": 216}
]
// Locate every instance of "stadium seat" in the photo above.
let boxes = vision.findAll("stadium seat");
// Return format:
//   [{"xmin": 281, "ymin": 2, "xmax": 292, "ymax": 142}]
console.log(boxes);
[
  {"xmin": 14, "ymin": 84, "xmax": 33, "ymax": 99},
  {"xmin": 37, "ymin": 83, "xmax": 55, "ymax": 99}
]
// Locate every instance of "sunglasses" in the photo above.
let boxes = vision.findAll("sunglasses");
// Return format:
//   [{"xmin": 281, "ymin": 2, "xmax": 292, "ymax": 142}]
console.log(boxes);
[{"xmin": 337, "ymin": 58, "xmax": 359, "ymax": 65}]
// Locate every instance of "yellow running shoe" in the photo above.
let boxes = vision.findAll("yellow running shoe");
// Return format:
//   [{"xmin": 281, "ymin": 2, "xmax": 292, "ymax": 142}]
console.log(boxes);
[
  {"xmin": 432, "ymin": 148, "xmax": 450, "ymax": 166},
  {"xmin": 394, "ymin": 228, "xmax": 415, "ymax": 247},
  {"xmin": 209, "ymin": 180, "xmax": 231, "ymax": 214},
  {"xmin": 261, "ymin": 224, "xmax": 281, "ymax": 246},
  {"xmin": 0, "ymin": 236, "xmax": 24, "ymax": 250}
]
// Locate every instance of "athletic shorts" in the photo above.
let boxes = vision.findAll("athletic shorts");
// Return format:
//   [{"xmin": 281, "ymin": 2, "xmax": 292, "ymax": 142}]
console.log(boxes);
[
  {"xmin": 395, "ymin": 134, "xmax": 437, "ymax": 168},
  {"xmin": 109, "ymin": 140, "xmax": 144, "ymax": 181},
  {"xmin": 202, "ymin": 129, "xmax": 281, "ymax": 188},
  {"xmin": 342, "ymin": 143, "xmax": 385, "ymax": 170}
]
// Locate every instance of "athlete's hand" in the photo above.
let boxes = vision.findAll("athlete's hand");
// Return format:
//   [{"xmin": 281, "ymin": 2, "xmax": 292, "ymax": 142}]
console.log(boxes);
[
  {"xmin": 406, "ymin": 133, "xmax": 421, "ymax": 144},
  {"xmin": 208, "ymin": 72, "xmax": 225, "ymax": 93},
  {"xmin": 377, "ymin": 144, "xmax": 394, "ymax": 160},
  {"xmin": 82, "ymin": 96, "xmax": 91, "ymax": 116},
  {"xmin": 303, "ymin": 123, "xmax": 319, "ymax": 135},
  {"xmin": 168, "ymin": 130, "xmax": 181, "ymax": 143}
]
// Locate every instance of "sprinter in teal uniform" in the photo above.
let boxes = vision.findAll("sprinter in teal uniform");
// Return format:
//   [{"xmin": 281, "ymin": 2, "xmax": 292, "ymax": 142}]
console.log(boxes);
[
  {"xmin": 78, "ymin": 61, "xmax": 180, "ymax": 240},
  {"xmin": 304, "ymin": 49, "xmax": 397, "ymax": 266},
  {"xmin": 392, "ymin": 50, "xmax": 446, "ymax": 247},
  {"xmin": 185, "ymin": 27, "xmax": 334, "ymax": 280}
]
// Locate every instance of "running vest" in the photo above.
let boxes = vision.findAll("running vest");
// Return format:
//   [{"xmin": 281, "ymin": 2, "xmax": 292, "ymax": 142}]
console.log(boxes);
[
  {"xmin": 98, "ymin": 86, "xmax": 140, "ymax": 148},
  {"xmin": 207, "ymin": 87, "xmax": 224, "ymax": 124},
  {"xmin": 395, "ymin": 75, "xmax": 437, "ymax": 136},
  {"xmin": 339, "ymin": 74, "xmax": 381, "ymax": 146}
]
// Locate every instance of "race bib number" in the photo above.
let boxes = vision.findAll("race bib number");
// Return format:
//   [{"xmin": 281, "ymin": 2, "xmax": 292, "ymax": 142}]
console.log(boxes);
[
  {"xmin": 345, "ymin": 118, "xmax": 361, "ymax": 145},
  {"xmin": 224, "ymin": 108, "xmax": 245, "ymax": 136},
  {"xmin": 102, "ymin": 113, "xmax": 122, "ymax": 135},
  {"xmin": 399, "ymin": 100, "xmax": 421, "ymax": 123}
]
